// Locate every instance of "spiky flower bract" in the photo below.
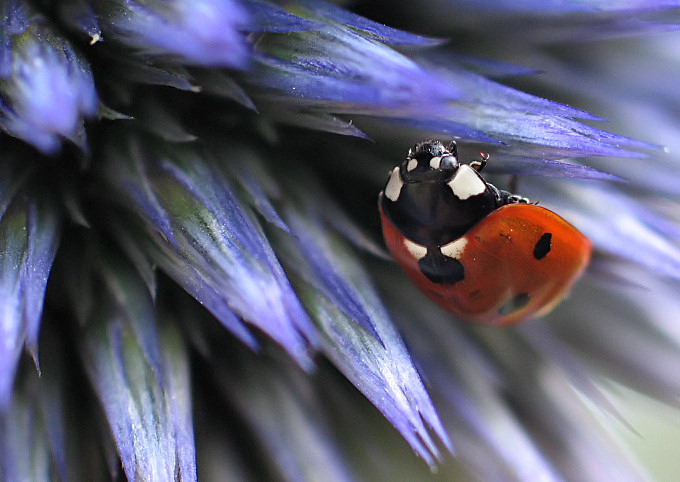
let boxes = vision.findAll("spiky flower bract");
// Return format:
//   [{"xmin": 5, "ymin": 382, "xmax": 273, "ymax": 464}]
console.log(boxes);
[{"xmin": 1, "ymin": 0, "xmax": 680, "ymax": 480}]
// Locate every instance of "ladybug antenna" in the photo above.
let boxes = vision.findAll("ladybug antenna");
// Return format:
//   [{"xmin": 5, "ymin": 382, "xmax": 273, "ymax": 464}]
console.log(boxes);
[
  {"xmin": 445, "ymin": 141, "xmax": 458, "ymax": 157},
  {"xmin": 469, "ymin": 152, "xmax": 489, "ymax": 172}
]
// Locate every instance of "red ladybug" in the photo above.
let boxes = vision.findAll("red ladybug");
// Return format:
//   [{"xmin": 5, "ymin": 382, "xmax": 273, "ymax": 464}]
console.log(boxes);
[{"xmin": 378, "ymin": 140, "xmax": 592, "ymax": 325}]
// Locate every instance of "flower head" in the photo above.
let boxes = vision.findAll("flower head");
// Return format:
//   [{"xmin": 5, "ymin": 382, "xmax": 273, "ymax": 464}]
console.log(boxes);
[{"xmin": 1, "ymin": 1, "xmax": 680, "ymax": 480}]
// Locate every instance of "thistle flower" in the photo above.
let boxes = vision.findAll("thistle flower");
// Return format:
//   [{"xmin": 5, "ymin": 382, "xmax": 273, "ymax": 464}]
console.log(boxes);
[
  {"xmin": 1, "ymin": 0, "xmax": 680, "ymax": 480},
  {"xmin": 0, "ymin": 2, "xmax": 96, "ymax": 153}
]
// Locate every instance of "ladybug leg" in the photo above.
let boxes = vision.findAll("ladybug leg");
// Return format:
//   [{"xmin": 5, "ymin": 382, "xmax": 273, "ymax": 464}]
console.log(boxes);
[
  {"xmin": 489, "ymin": 180, "xmax": 530, "ymax": 206},
  {"xmin": 499, "ymin": 190, "xmax": 530, "ymax": 205},
  {"xmin": 502, "ymin": 176, "xmax": 531, "ymax": 204},
  {"xmin": 445, "ymin": 141, "xmax": 459, "ymax": 158},
  {"xmin": 469, "ymin": 152, "xmax": 489, "ymax": 172}
]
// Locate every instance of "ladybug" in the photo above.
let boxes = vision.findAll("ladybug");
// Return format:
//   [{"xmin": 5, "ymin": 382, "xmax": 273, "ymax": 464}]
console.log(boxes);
[{"xmin": 378, "ymin": 140, "xmax": 592, "ymax": 325}]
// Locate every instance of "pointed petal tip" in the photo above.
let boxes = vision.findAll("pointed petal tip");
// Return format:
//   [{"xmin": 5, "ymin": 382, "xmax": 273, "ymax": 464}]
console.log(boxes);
[
  {"xmin": 487, "ymin": 156, "xmax": 626, "ymax": 181},
  {"xmin": 97, "ymin": 0, "xmax": 252, "ymax": 68}
]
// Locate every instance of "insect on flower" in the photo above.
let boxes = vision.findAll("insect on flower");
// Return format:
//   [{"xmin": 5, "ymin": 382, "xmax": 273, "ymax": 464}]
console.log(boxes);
[{"xmin": 378, "ymin": 140, "xmax": 592, "ymax": 325}]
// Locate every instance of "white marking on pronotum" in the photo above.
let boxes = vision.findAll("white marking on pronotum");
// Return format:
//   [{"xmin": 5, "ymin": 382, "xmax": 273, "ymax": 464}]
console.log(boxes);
[
  {"xmin": 440, "ymin": 237, "xmax": 468, "ymax": 259},
  {"xmin": 429, "ymin": 156, "xmax": 441, "ymax": 169},
  {"xmin": 447, "ymin": 164, "xmax": 486, "ymax": 200},
  {"xmin": 403, "ymin": 238, "xmax": 427, "ymax": 260},
  {"xmin": 406, "ymin": 158, "xmax": 418, "ymax": 172},
  {"xmin": 384, "ymin": 167, "xmax": 404, "ymax": 202}
]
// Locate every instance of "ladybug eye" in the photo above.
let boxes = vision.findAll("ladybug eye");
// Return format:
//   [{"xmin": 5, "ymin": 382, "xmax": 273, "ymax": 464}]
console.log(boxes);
[{"xmin": 438, "ymin": 155, "xmax": 458, "ymax": 174}]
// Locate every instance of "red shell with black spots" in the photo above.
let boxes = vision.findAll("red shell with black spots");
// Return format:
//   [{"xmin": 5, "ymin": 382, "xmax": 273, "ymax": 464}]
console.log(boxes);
[{"xmin": 380, "ymin": 203, "xmax": 591, "ymax": 325}]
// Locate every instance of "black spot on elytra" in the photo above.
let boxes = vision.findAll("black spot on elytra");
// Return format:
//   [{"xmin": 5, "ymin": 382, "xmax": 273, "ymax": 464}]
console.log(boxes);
[
  {"xmin": 418, "ymin": 247, "xmax": 465, "ymax": 285},
  {"xmin": 533, "ymin": 232, "xmax": 552, "ymax": 260},
  {"xmin": 498, "ymin": 293, "xmax": 530, "ymax": 316}
]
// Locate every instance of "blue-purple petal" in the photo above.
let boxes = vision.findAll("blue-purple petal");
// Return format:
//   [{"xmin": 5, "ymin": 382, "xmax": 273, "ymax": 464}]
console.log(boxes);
[
  {"xmin": 207, "ymin": 344, "xmax": 356, "ymax": 482},
  {"xmin": 135, "ymin": 97, "xmax": 197, "ymax": 143},
  {"xmin": 418, "ymin": 54, "xmax": 603, "ymax": 120},
  {"xmin": 153, "ymin": 255, "xmax": 258, "ymax": 349},
  {"xmin": 242, "ymin": 1, "xmax": 324, "ymax": 33},
  {"xmin": 36, "ymin": 324, "xmax": 69, "ymax": 481},
  {"xmin": 0, "ymin": 18, "xmax": 97, "ymax": 154},
  {"xmin": 249, "ymin": 26, "xmax": 461, "ymax": 109},
  {"xmin": 159, "ymin": 321, "xmax": 197, "ymax": 482},
  {"xmin": 0, "ymin": 372, "xmax": 52, "ymax": 480},
  {"xmin": 384, "ymin": 1, "xmax": 680, "ymax": 42},
  {"xmin": 285, "ymin": 209, "xmax": 382, "ymax": 342},
  {"xmin": 230, "ymin": 159, "xmax": 291, "ymax": 233},
  {"xmin": 22, "ymin": 198, "xmax": 61, "ymax": 356},
  {"xmin": 445, "ymin": 106, "xmax": 650, "ymax": 157},
  {"xmin": 245, "ymin": 18, "xmax": 652, "ymax": 160},
  {"xmin": 72, "ymin": 246, "xmax": 196, "ymax": 481},
  {"xmin": 95, "ymin": 0, "xmax": 251, "ymax": 68},
  {"xmin": 0, "ymin": 182, "xmax": 60, "ymax": 409},
  {"xmin": 192, "ymin": 70, "xmax": 257, "ymax": 111},
  {"xmin": 104, "ymin": 142, "xmax": 178, "ymax": 247},
  {"xmin": 107, "ymin": 56, "xmax": 198, "ymax": 92},
  {"xmin": 272, "ymin": 190, "xmax": 451, "ymax": 465},
  {"xmin": 444, "ymin": 53, "xmax": 542, "ymax": 78},
  {"xmin": 518, "ymin": 323, "xmax": 632, "ymax": 428},
  {"xmin": 484, "ymin": 155, "xmax": 623, "ymax": 180},
  {"xmin": 378, "ymin": 277, "xmax": 559, "ymax": 479},
  {"xmin": 0, "ymin": 27, "xmax": 12, "ymax": 78},
  {"xmin": 1, "ymin": 1, "xmax": 30, "ymax": 36},
  {"xmin": 435, "ymin": 0, "xmax": 680, "ymax": 13},
  {"xmin": 265, "ymin": 109, "xmax": 372, "ymax": 138},
  {"xmin": 564, "ymin": 118, "xmax": 658, "ymax": 149},
  {"xmin": 57, "ymin": 0, "xmax": 102, "ymax": 43},
  {"xmin": 293, "ymin": 0, "xmax": 443, "ymax": 45},
  {"xmin": 549, "ymin": 272, "xmax": 680, "ymax": 407},
  {"xmin": 100, "ymin": 134, "xmax": 317, "ymax": 368},
  {"xmin": 384, "ymin": 117, "xmax": 505, "ymax": 144}
]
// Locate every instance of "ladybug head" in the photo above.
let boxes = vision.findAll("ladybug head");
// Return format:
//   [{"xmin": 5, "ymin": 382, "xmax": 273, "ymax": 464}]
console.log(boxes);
[{"xmin": 400, "ymin": 140, "xmax": 459, "ymax": 183}]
